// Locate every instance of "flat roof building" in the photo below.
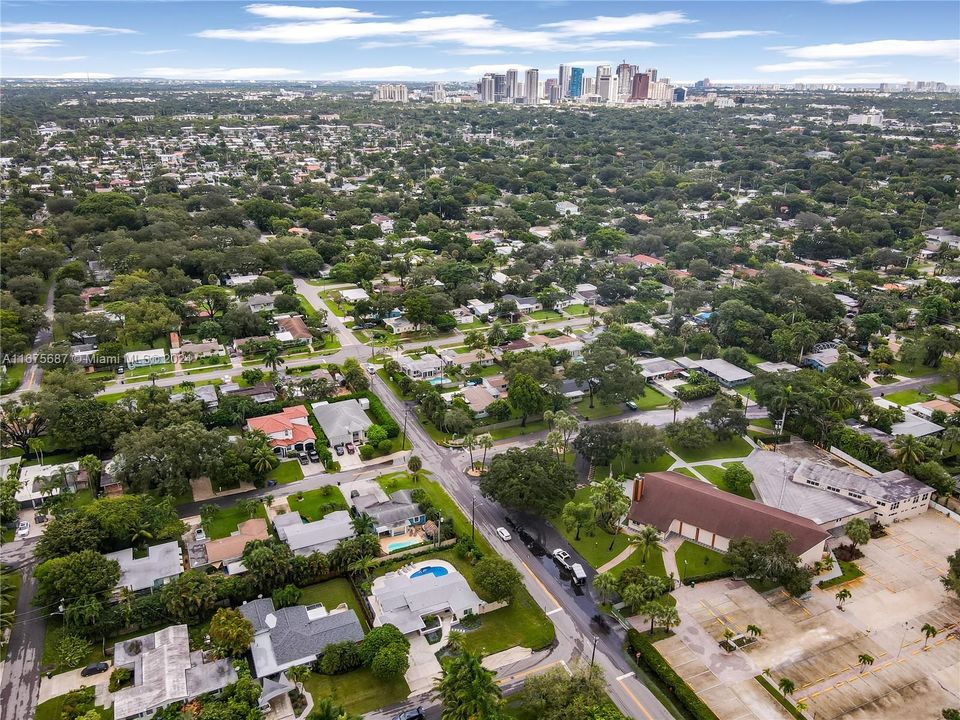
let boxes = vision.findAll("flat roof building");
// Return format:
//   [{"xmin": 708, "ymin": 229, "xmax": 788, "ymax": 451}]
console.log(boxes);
[{"xmin": 105, "ymin": 541, "xmax": 183, "ymax": 592}]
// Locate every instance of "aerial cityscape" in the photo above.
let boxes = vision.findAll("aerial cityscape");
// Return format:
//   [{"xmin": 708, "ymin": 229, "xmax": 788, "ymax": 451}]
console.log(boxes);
[{"xmin": 0, "ymin": 2, "xmax": 959, "ymax": 720}]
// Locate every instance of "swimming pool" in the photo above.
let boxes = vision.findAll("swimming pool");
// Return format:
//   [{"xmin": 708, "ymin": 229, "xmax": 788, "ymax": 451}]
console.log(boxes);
[
  {"xmin": 410, "ymin": 565, "xmax": 449, "ymax": 579},
  {"xmin": 428, "ymin": 377, "xmax": 451, "ymax": 386},
  {"xmin": 387, "ymin": 539, "xmax": 422, "ymax": 552}
]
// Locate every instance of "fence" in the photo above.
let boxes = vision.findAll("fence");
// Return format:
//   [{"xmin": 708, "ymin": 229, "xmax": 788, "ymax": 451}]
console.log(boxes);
[{"xmin": 931, "ymin": 500, "xmax": 960, "ymax": 524}]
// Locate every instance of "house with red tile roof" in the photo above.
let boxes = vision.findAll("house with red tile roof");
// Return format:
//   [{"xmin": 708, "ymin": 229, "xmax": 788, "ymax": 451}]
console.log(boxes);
[{"xmin": 246, "ymin": 406, "xmax": 316, "ymax": 458}]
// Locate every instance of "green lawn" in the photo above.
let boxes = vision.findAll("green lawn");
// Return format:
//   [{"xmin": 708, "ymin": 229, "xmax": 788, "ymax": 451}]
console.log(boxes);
[
  {"xmin": 882, "ymin": 389, "xmax": 931, "ymax": 406},
  {"xmin": 181, "ymin": 355, "xmax": 230, "ymax": 370},
  {"xmin": 750, "ymin": 418, "xmax": 775, "ymax": 430},
  {"xmin": 925, "ymin": 379, "xmax": 957, "ymax": 396},
  {"xmin": 204, "ymin": 502, "xmax": 268, "ymax": 539},
  {"xmin": 298, "ymin": 577, "xmax": 369, "ymax": 630},
  {"xmin": 487, "ymin": 419, "xmax": 549, "ymax": 440},
  {"xmin": 125, "ymin": 362, "xmax": 175, "ymax": 378},
  {"xmin": 593, "ymin": 452, "xmax": 673, "ymax": 481},
  {"xmin": 377, "ymin": 472, "xmax": 476, "ymax": 542},
  {"xmin": 669, "ymin": 435, "xmax": 752, "ymax": 463},
  {"xmin": 0, "ymin": 364, "xmax": 25, "ymax": 394},
  {"xmin": 632, "ymin": 387, "xmax": 671, "ymax": 410},
  {"xmin": 738, "ymin": 384, "xmax": 758, "ymax": 401},
  {"xmin": 693, "ymin": 464, "xmax": 755, "ymax": 499},
  {"xmin": 529, "ymin": 309, "xmax": 563, "ymax": 321},
  {"xmin": 551, "ymin": 487, "xmax": 633, "ymax": 568},
  {"xmin": 323, "ymin": 298, "xmax": 350, "ymax": 317},
  {"xmin": 673, "ymin": 467, "xmax": 697, "ymax": 479},
  {"xmin": 890, "ymin": 360, "xmax": 938, "ymax": 378},
  {"xmin": 267, "ymin": 460, "xmax": 304, "ymax": 485},
  {"xmin": 303, "ymin": 667, "xmax": 409, "ymax": 715},
  {"xmin": 608, "ymin": 545, "xmax": 667, "ymax": 580},
  {"xmin": 675, "ymin": 541, "xmax": 730, "ymax": 580},
  {"xmin": 574, "ymin": 397, "xmax": 625, "ymax": 420},
  {"xmin": 872, "ymin": 375, "xmax": 899, "ymax": 385},
  {"xmin": 818, "ymin": 560, "xmax": 864, "ymax": 589},
  {"xmin": 563, "ymin": 304, "xmax": 590, "ymax": 316},
  {"xmin": 376, "ymin": 368, "xmax": 411, "ymax": 399},
  {"xmin": 35, "ymin": 692, "xmax": 112, "ymax": 720},
  {"xmin": 287, "ymin": 486, "xmax": 347, "ymax": 521}
]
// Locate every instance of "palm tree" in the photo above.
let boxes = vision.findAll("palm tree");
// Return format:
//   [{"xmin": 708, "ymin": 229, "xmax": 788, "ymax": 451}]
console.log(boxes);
[
  {"xmin": 350, "ymin": 512, "xmax": 374, "ymax": 536},
  {"xmin": 463, "ymin": 432, "xmax": 476, "ymax": 470},
  {"xmin": 593, "ymin": 571, "xmax": 618, "ymax": 604},
  {"xmin": 746, "ymin": 624, "xmax": 762, "ymax": 639},
  {"xmin": 310, "ymin": 697, "xmax": 360, "ymax": 720},
  {"xmin": 433, "ymin": 647, "xmax": 503, "ymax": 719},
  {"xmin": 668, "ymin": 397, "xmax": 682, "ymax": 423},
  {"xmin": 77, "ymin": 455, "xmax": 102, "ymax": 486},
  {"xmin": 590, "ymin": 476, "xmax": 631, "ymax": 534},
  {"xmin": 407, "ymin": 454, "xmax": 422, "ymax": 481},
  {"xmin": 892, "ymin": 434, "xmax": 927, "ymax": 470},
  {"xmin": 130, "ymin": 522, "xmax": 154, "ymax": 550},
  {"xmin": 921, "ymin": 622, "xmax": 938, "ymax": 647},
  {"xmin": 477, "ymin": 434, "xmax": 494, "ymax": 470},
  {"xmin": 769, "ymin": 384, "xmax": 794, "ymax": 437},
  {"xmin": 286, "ymin": 663, "xmax": 310, "ymax": 692},
  {"xmin": 632, "ymin": 524, "xmax": 661, "ymax": 563},
  {"xmin": 27, "ymin": 437, "xmax": 44, "ymax": 466},
  {"xmin": 795, "ymin": 700, "xmax": 807, "ymax": 714},
  {"xmin": 348, "ymin": 555, "xmax": 377, "ymax": 580},
  {"xmin": 778, "ymin": 678, "xmax": 795, "ymax": 697},
  {"xmin": 940, "ymin": 426, "xmax": 960, "ymax": 459},
  {"xmin": 835, "ymin": 588, "xmax": 852, "ymax": 611},
  {"xmin": 251, "ymin": 443, "xmax": 278, "ymax": 476},
  {"xmin": 546, "ymin": 430, "xmax": 564, "ymax": 460},
  {"xmin": 261, "ymin": 341, "xmax": 285, "ymax": 375},
  {"xmin": 858, "ymin": 653, "xmax": 874, "ymax": 672}
]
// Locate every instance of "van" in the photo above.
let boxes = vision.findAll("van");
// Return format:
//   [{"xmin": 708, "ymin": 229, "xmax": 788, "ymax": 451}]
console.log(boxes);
[{"xmin": 570, "ymin": 562, "xmax": 587, "ymax": 586}]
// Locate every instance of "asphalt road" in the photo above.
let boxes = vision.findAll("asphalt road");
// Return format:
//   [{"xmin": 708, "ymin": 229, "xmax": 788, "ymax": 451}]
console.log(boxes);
[{"xmin": 0, "ymin": 539, "xmax": 46, "ymax": 720}]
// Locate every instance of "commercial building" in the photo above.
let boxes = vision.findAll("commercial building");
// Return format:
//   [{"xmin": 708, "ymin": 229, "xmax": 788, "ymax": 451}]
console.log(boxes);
[
  {"xmin": 626, "ymin": 472, "xmax": 829, "ymax": 566},
  {"xmin": 373, "ymin": 84, "xmax": 408, "ymax": 103},
  {"xmin": 524, "ymin": 69, "xmax": 540, "ymax": 104},
  {"xmin": 569, "ymin": 67, "xmax": 584, "ymax": 98}
]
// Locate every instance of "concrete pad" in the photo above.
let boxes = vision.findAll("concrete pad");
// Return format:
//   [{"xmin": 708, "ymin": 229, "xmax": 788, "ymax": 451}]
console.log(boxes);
[
  {"xmin": 686, "ymin": 669, "xmax": 723, "ymax": 693},
  {"xmin": 481, "ymin": 646, "xmax": 531, "ymax": 671},
  {"xmin": 38, "ymin": 664, "xmax": 112, "ymax": 703}
]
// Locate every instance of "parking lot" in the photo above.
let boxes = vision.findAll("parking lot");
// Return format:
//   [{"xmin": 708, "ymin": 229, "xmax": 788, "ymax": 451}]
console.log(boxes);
[{"xmin": 661, "ymin": 511, "xmax": 960, "ymax": 720}]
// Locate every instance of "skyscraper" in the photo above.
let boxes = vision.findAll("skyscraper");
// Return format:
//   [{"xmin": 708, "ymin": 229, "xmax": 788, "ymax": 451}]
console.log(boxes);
[
  {"xmin": 631, "ymin": 72, "xmax": 650, "ymax": 100},
  {"xmin": 558, "ymin": 64, "xmax": 571, "ymax": 98},
  {"xmin": 595, "ymin": 64, "xmax": 612, "ymax": 90},
  {"xmin": 616, "ymin": 61, "xmax": 633, "ymax": 100},
  {"xmin": 373, "ymin": 84, "xmax": 408, "ymax": 102},
  {"xmin": 646, "ymin": 67, "xmax": 658, "ymax": 83},
  {"xmin": 673, "ymin": 87, "xmax": 686, "ymax": 103},
  {"xmin": 569, "ymin": 67, "xmax": 584, "ymax": 98},
  {"xmin": 597, "ymin": 74, "xmax": 618, "ymax": 102},
  {"xmin": 432, "ymin": 82, "xmax": 446, "ymax": 103},
  {"xmin": 524, "ymin": 68, "xmax": 540, "ymax": 105},
  {"xmin": 493, "ymin": 74, "xmax": 507, "ymax": 102},
  {"xmin": 506, "ymin": 68, "xmax": 519, "ymax": 100},
  {"xmin": 480, "ymin": 74, "xmax": 496, "ymax": 103},
  {"xmin": 581, "ymin": 77, "xmax": 594, "ymax": 96}
]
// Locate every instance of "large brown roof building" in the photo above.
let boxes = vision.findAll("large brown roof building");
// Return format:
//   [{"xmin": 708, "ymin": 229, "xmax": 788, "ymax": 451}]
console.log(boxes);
[{"xmin": 626, "ymin": 471, "xmax": 828, "ymax": 565}]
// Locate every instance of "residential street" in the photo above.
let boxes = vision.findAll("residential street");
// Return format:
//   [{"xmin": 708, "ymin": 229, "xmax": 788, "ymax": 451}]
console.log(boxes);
[{"xmin": 0, "ymin": 539, "xmax": 45, "ymax": 720}]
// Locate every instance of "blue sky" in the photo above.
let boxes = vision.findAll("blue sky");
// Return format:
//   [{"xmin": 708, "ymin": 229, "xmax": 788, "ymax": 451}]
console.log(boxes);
[{"xmin": 1, "ymin": 1, "xmax": 958, "ymax": 84}]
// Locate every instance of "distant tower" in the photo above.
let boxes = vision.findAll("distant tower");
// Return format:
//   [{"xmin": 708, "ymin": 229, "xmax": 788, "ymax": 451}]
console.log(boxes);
[
  {"xmin": 558, "ymin": 64, "xmax": 571, "ymax": 98},
  {"xmin": 569, "ymin": 67, "xmax": 584, "ymax": 98},
  {"xmin": 505, "ymin": 68, "xmax": 519, "ymax": 99},
  {"xmin": 524, "ymin": 68, "xmax": 540, "ymax": 105}
]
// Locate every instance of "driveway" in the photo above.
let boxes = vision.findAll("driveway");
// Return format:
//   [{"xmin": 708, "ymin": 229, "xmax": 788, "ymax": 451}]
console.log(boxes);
[{"xmin": 37, "ymin": 663, "xmax": 112, "ymax": 703}]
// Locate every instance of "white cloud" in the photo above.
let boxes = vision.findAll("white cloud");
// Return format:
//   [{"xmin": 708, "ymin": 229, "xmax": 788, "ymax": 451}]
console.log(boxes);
[
  {"xmin": 326, "ymin": 65, "xmax": 457, "ymax": 80},
  {"xmin": 0, "ymin": 22, "xmax": 136, "ymax": 35},
  {"xmin": 541, "ymin": 11, "xmax": 691, "ymax": 35},
  {"xmin": 132, "ymin": 49, "xmax": 180, "ymax": 56},
  {"xmin": 0, "ymin": 38, "xmax": 62, "ymax": 54},
  {"xmin": 244, "ymin": 4, "xmax": 383, "ymax": 19},
  {"xmin": 142, "ymin": 66, "xmax": 302, "ymax": 80},
  {"xmin": 756, "ymin": 60, "xmax": 853, "ymax": 72},
  {"xmin": 785, "ymin": 39, "xmax": 960, "ymax": 59},
  {"xmin": 564, "ymin": 40, "xmax": 660, "ymax": 50},
  {"xmin": 444, "ymin": 48, "xmax": 509, "ymax": 56},
  {"xmin": 792, "ymin": 72, "xmax": 909, "ymax": 84},
  {"xmin": 693, "ymin": 30, "xmax": 777, "ymax": 40}
]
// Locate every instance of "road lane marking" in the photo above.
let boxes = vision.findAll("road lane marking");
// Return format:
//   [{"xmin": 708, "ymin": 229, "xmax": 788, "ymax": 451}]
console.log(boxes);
[
  {"xmin": 616, "ymin": 676, "xmax": 656, "ymax": 720},
  {"xmin": 616, "ymin": 672, "xmax": 635, "ymax": 681},
  {"xmin": 546, "ymin": 607, "xmax": 563, "ymax": 616},
  {"xmin": 520, "ymin": 560, "xmax": 561, "ymax": 610}
]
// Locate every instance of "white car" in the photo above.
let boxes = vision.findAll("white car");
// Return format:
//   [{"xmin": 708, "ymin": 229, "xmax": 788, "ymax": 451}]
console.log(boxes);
[
  {"xmin": 552, "ymin": 548, "xmax": 572, "ymax": 569},
  {"xmin": 495, "ymin": 527, "xmax": 512, "ymax": 542},
  {"xmin": 16, "ymin": 521, "xmax": 29, "ymax": 538}
]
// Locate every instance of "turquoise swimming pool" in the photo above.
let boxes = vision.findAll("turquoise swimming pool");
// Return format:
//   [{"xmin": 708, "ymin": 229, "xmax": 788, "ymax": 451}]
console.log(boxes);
[
  {"xmin": 387, "ymin": 538, "xmax": 422, "ymax": 552},
  {"xmin": 411, "ymin": 565, "xmax": 449, "ymax": 579}
]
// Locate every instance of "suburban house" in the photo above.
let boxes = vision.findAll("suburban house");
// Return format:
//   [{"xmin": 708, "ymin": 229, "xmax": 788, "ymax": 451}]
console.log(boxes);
[
  {"xmin": 399, "ymin": 353, "xmax": 444, "ymax": 380},
  {"xmin": 311, "ymin": 399, "xmax": 372, "ymax": 448},
  {"xmin": 274, "ymin": 510, "xmax": 355, "ymax": 555},
  {"xmin": 559, "ymin": 377, "xmax": 587, "ymax": 400},
  {"xmin": 453, "ymin": 385, "xmax": 498, "ymax": 416},
  {"xmin": 69, "ymin": 343, "xmax": 97, "ymax": 366},
  {"xmin": 451, "ymin": 307, "xmax": 475, "ymax": 325},
  {"xmin": 637, "ymin": 356, "xmax": 684, "ymax": 383},
  {"xmin": 368, "ymin": 560, "xmax": 482, "ymax": 635},
  {"xmin": 226, "ymin": 273, "xmax": 260, "ymax": 287},
  {"xmin": 349, "ymin": 487, "xmax": 425, "ymax": 537},
  {"xmin": 467, "ymin": 298, "xmax": 495, "ymax": 317},
  {"xmin": 221, "ymin": 381, "xmax": 277, "ymax": 404},
  {"xmin": 240, "ymin": 597, "xmax": 365, "ymax": 678},
  {"xmin": 680, "ymin": 357, "xmax": 754, "ymax": 388},
  {"xmin": 555, "ymin": 200, "xmax": 579, "ymax": 216},
  {"xmin": 440, "ymin": 348, "xmax": 495, "ymax": 369},
  {"xmin": 124, "ymin": 348, "xmax": 167, "ymax": 369},
  {"xmin": 275, "ymin": 314, "xmax": 313, "ymax": 343},
  {"xmin": 744, "ymin": 450, "xmax": 933, "ymax": 528},
  {"xmin": 384, "ymin": 315, "xmax": 416, "ymax": 334},
  {"xmin": 802, "ymin": 347, "xmax": 842, "ymax": 372},
  {"xmin": 630, "ymin": 253, "xmax": 665, "ymax": 269},
  {"xmin": 172, "ymin": 338, "xmax": 224, "ymax": 363},
  {"xmin": 104, "ymin": 541, "xmax": 183, "ymax": 593},
  {"xmin": 246, "ymin": 406, "xmax": 316, "ymax": 458},
  {"xmin": 501, "ymin": 294, "xmax": 541, "ymax": 315},
  {"xmin": 246, "ymin": 293, "xmax": 276, "ymax": 313},
  {"xmin": 755, "ymin": 361, "xmax": 800, "ymax": 374},
  {"xmin": 16, "ymin": 461, "xmax": 79, "ymax": 508},
  {"xmin": 201, "ymin": 518, "xmax": 270, "ymax": 571},
  {"xmin": 491, "ymin": 271, "xmax": 510, "ymax": 286},
  {"xmin": 626, "ymin": 472, "xmax": 829, "ymax": 566},
  {"xmin": 573, "ymin": 283, "xmax": 599, "ymax": 305},
  {"xmin": 111, "ymin": 625, "xmax": 237, "ymax": 720},
  {"xmin": 904, "ymin": 398, "xmax": 960, "ymax": 419},
  {"xmin": 527, "ymin": 334, "xmax": 584, "ymax": 357},
  {"xmin": 171, "ymin": 384, "xmax": 219, "ymax": 409},
  {"xmin": 340, "ymin": 287, "xmax": 370, "ymax": 303}
]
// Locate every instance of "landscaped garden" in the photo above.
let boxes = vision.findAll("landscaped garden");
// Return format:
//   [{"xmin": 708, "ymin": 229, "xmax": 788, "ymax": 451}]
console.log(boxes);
[
  {"xmin": 675, "ymin": 541, "xmax": 730, "ymax": 581},
  {"xmin": 593, "ymin": 452, "xmax": 674, "ymax": 481},
  {"xmin": 203, "ymin": 501, "xmax": 268, "ymax": 539},
  {"xmin": 693, "ymin": 463, "xmax": 756, "ymax": 499},
  {"xmin": 303, "ymin": 667, "xmax": 409, "ymax": 715}
]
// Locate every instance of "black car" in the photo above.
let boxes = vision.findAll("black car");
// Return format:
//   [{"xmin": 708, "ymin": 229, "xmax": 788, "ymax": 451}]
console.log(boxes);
[
  {"xmin": 80, "ymin": 662, "xmax": 109, "ymax": 677},
  {"xmin": 297, "ymin": 452, "xmax": 310, "ymax": 466},
  {"xmin": 308, "ymin": 449, "xmax": 320, "ymax": 463},
  {"xmin": 392, "ymin": 708, "xmax": 425, "ymax": 720},
  {"xmin": 334, "ymin": 445, "xmax": 345, "ymax": 456}
]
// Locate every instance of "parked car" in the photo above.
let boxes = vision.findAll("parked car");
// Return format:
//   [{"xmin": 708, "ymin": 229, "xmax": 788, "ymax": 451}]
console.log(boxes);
[
  {"xmin": 34, "ymin": 513, "xmax": 47, "ymax": 524},
  {"xmin": 334, "ymin": 445, "xmax": 345, "ymax": 456},
  {"xmin": 80, "ymin": 662, "xmax": 109, "ymax": 677},
  {"xmin": 625, "ymin": 400, "xmax": 638, "ymax": 411},
  {"xmin": 552, "ymin": 548, "xmax": 572, "ymax": 569},
  {"xmin": 16, "ymin": 521, "xmax": 29, "ymax": 537},
  {"xmin": 297, "ymin": 452, "xmax": 310, "ymax": 465},
  {"xmin": 392, "ymin": 708, "xmax": 424, "ymax": 720},
  {"xmin": 345, "ymin": 442, "xmax": 355, "ymax": 454},
  {"xmin": 495, "ymin": 527, "xmax": 512, "ymax": 542},
  {"xmin": 308, "ymin": 449, "xmax": 320, "ymax": 463},
  {"xmin": 367, "ymin": 364, "xmax": 376, "ymax": 374},
  {"xmin": 116, "ymin": 366, "xmax": 125, "ymax": 375},
  {"xmin": 570, "ymin": 562, "xmax": 587, "ymax": 586}
]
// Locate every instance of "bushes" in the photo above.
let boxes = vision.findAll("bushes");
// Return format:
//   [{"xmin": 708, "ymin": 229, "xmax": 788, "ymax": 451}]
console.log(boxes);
[
  {"xmin": 359, "ymin": 444, "xmax": 376, "ymax": 460},
  {"xmin": 109, "ymin": 667, "xmax": 132, "ymax": 692},
  {"xmin": 317, "ymin": 640, "xmax": 363, "ymax": 675},
  {"xmin": 627, "ymin": 630, "xmax": 720, "ymax": 720},
  {"xmin": 333, "ymin": 392, "xmax": 400, "ymax": 437},
  {"xmin": 682, "ymin": 569, "xmax": 733, "ymax": 585},
  {"xmin": 675, "ymin": 381, "xmax": 719, "ymax": 401},
  {"xmin": 359, "ymin": 624, "xmax": 409, "ymax": 679}
]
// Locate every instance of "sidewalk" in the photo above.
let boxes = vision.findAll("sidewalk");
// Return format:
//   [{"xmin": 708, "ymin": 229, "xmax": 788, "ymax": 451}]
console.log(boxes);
[{"xmin": 597, "ymin": 544, "xmax": 636, "ymax": 574}]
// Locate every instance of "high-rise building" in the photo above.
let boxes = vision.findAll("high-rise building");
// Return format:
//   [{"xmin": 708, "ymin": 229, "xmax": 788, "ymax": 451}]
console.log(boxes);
[
  {"xmin": 506, "ymin": 68, "xmax": 519, "ymax": 99},
  {"xmin": 549, "ymin": 84, "xmax": 562, "ymax": 104},
  {"xmin": 569, "ymin": 67, "xmax": 584, "ymax": 98},
  {"xmin": 673, "ymin": 87, "xmax": 686, "ymax": 103},
  {"xmin": 524, "ymin": 68, "xmax": 540, "ymax": 105},
  {"xmin": 493, "ymin": 74, "xmax": 507, "ymax": 102},
  {"xmin": 373, "ymin": 84, "xmax": 408, "ymax": 102},
  {"xmin": 581, "ymin": 77, "xmax": 594, "ymax": 96},
  {"xmin": 480, "ymin": 74, "xmax": 496, "ymax": 104},
  {"xmin": 558, "ymin": 64, "xmax": 571, "ymax": 98},
  {"xmin": 597, "ymin": 74, "xmax": 618, "ymax": 102},
  {"xmin": 631, "ymin": 72, "xmax": 650, "ymax": 100},
  {"xmin": 616, "ymin": 61, "xmax": 633, "ymax": 100},
  {"xmin": 431, "ymin": 82, "xmax": 446, "ymax": 103},
  {"xmin": 595, "ymin": 64, "xmax": 612, "ymax": 90},
  {"xmin": 544, "ymin": 78, "xmax": 558, "ymax": 100},
  {"xmin": 646, "ymin": 67, "xmax": 658, "ymax": 83}
]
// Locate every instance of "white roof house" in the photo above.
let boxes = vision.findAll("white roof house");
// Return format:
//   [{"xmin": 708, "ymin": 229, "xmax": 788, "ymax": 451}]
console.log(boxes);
[
  {"xmin": 274, "ymin": 510, "xmax": 355, "ymax": 555},
  {"xmin": 104, "ymin": 541, "xmax": 184, "ymax": 592},
  {"xmin": 16, "ymin": 461, "xmax": 79, "ymax": 507},
  {"xmin": 124, "ymin": 348, "xmax": 168, "ymax": 368},
  {"xmin": 340, "ymin": 287, "xmax": 370, "ymax": 302}
]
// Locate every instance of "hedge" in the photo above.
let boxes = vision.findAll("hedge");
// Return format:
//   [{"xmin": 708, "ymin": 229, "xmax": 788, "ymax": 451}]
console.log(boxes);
[
  {"xmin": 675, "ymin": 382, "xmax": 720, "ymax": 401},
  {"xmin": 682, "ymin": 569, "xmax": 733, "ymax": 585},
  {"xmin": 626, "ymin": 629, "xmax": 720, "ymax": 720},
  {"xmin": 333, "ymin": 391, "xmax": 400, "ymax": 438}
]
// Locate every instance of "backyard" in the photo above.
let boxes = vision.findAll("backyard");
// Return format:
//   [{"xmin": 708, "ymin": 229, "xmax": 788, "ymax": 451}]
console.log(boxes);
[
  {"xmin": 203, "ymin": 501, "xmax": 268, "ymax": 539},
  {"xmin": 287, "ymin": 486, "xmax": 348, "ymax": 521},
  {"xmin": 303, "ymin": 668, "xmax": 409, "ymax": 716},
  {"xmin": 298, "ymin": 577, "xmax": 369, "ymax": 630}
]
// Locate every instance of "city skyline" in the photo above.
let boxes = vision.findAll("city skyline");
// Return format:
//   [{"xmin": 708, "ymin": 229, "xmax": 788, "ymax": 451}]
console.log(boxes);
[{"xmin": 1, "ymin": 1, "xmax": 958, "ymax": 85}]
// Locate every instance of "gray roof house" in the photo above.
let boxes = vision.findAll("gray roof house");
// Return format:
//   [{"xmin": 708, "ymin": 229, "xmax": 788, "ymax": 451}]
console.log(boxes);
[
  {"xmin": 112, "ymin": 625, "xmax": 236, "ymax": 720},
  {"xmin": 311, "ymin": 399, "xmax": 372, "ymax": 448},
  {"xmin": 369, "ymin": 560, "xmax": 482, "ymax": 635},
  {"xmin": 104, "ymin": 541, "xmax": 183, "ymax": 592},
  {"xmin": 246, "ymin": 293, "xmax": 276, "ymax": 313},
  {"xmin": 352, "ymin": 489, "xmax": 425, "ymax": 536},
  {"xmin": 688, "ymin": 357, "xmax": 754, "ymax": 387},
  {"xmin": 274, "ymin": 510, "xmax": 355, "ymax": 555},
  {"xmin": 239, "ymin": 598, "xmax": 365, "ymax": 678}
]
